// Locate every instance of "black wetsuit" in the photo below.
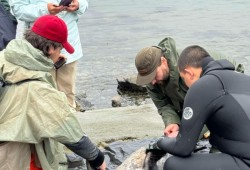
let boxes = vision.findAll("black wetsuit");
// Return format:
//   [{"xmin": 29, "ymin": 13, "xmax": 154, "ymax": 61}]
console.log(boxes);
[{"xmin": 157, "ymin": 58, "xmax": 250, "ymax": 170}]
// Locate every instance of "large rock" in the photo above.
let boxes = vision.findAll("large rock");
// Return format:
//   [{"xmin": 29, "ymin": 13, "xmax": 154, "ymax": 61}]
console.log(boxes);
[{"xmin": 116, "ymin": 147, "xmax": 147, "ymax": 170}]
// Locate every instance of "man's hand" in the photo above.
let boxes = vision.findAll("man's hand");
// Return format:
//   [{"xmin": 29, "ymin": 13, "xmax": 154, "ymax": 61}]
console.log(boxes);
[
  {"xmin": 65, "ymin": 0, "xmax": 79, "ymax": 12},
  {"xmin": 164, "ymin": 124, "xmax": 179, "ymax": 137},
  {"xmin": 47, "ymin": 3, "xmax": 65, "ymax": 15}
]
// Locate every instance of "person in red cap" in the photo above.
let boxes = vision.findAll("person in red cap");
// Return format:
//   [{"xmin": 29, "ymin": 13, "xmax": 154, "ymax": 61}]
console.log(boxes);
[
  {"xmin": 0, "ymin": 15, "xmax": 106, "ymax": 170},
  {"xmin": 10, "ymin": 0, "xmax": 88, "ymax": 111},
  {"xmin": 31, "ymin": 12, "xmax": 75, "ymax": 55}
]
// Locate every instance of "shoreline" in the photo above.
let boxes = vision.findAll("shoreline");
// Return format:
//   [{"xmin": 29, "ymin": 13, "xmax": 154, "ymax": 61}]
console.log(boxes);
[{"xmin": 76, "ymin": 103, "xmax": 164, "ymax": 145}]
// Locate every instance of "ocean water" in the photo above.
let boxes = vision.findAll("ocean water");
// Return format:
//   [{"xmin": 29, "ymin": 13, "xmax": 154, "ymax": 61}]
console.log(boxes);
[
  {"xmin": 76, "ymin": 0, "xmax": 250, "ymax": 109},
  {"xmin": 16, "ymin": 0, "xmax": 250, "ymax": 109}
]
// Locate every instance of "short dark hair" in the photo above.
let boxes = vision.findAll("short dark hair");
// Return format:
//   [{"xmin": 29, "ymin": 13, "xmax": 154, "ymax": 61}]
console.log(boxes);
[
  {"xmin": 24, "ymin": 30, "xmax": 62, "ymax": 57},
  {"xmin": 178, "ymin": 45, "xmax": 210, "ymax": 72}
]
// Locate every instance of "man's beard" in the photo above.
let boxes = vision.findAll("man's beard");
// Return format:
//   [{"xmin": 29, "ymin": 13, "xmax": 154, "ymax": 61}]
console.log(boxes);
[{"xmin": 156, "ymin": 74, "xmax": 170, "ymax": 85}]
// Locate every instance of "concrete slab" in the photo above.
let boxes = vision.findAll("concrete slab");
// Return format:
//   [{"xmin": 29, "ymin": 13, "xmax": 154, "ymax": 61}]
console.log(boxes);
[{"xmin": 76, "ymin": 104, "xmax": 164, "ymax": 144}]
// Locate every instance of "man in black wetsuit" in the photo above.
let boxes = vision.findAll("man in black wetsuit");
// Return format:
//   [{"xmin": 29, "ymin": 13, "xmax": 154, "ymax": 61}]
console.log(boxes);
[{"xmin": 156, "ymin": 45, "xmax": 250, "ymax": 170}]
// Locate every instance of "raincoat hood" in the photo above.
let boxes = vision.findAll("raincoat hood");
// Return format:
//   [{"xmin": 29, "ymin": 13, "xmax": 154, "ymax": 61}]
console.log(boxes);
[
  {"xmin": 158, "ymin": 37, "xmax": 180, "ymax": 79},
  {"xmin": 1, "ymin": 39, "xmax": 55, "ymax": 86}
]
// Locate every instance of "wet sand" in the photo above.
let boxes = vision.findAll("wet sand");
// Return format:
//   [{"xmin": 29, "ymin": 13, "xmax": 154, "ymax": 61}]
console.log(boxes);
[{"xmin": 76, "ymin": 104, "xmax": 164, "ymax": 145}]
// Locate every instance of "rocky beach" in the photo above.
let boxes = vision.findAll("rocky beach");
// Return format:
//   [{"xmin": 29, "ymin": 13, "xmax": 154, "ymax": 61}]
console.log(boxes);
[{"xmin": 15, "ymin": 0, "xmax": 250, "ymax": 169}]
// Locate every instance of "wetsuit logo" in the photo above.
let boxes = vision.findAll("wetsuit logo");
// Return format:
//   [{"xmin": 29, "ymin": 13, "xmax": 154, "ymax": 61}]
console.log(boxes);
[{"xmin": 183, "ymin": 107, "xmax": 193, "ymax": 120}]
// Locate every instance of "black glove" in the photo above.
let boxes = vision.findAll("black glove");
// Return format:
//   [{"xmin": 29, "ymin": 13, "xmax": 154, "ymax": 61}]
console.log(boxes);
[
  {"xmin": 146, "ymin": 140, "xmax": 162, "ymax": 153},
  {"xmin": 143, "ymin": 139, "xmax": 166, "ymax": 170}
]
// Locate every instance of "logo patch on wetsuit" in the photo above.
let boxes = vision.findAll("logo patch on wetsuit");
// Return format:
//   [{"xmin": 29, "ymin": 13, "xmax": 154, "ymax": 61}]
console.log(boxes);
[{"xmin": 183, "ymin": 107, "xmax": 193, "ymax": 120}]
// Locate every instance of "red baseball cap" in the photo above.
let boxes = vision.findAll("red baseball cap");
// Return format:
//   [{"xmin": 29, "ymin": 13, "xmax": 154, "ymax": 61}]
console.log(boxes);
[{"xmin": 31, "ymin": 15, "xmax": 74, "ymax": 54}]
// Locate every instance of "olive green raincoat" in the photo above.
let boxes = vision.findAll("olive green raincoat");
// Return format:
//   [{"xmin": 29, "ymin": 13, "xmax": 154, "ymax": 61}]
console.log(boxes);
[{"xmin": 0, "ymin": 39, "xmax": 84, "ymax": 169}]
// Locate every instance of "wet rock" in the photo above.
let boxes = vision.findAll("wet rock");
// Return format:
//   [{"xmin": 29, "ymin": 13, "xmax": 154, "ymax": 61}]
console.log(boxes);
[
  {"xmin": 111, "ymin": 95, "xmax": 122, "ymax": 107},
  {"xmin": 115, "ymin": 139, "xmax": 211, "ymax": 170},
  {"xmin": 116, "ymin": 76, "xmax": 147, "ymax": 95},
  {"xmin": 75, "ymin": 101, "xmax": 86, "ymax": 112},
  {"xmin": 116, "ymin": 147, "xmax": 147, "ymax": 170}
]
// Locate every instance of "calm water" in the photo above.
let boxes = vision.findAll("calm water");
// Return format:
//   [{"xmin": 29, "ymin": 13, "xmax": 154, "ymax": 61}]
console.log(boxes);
[{"xmin": 17, "ymin": 0, "xmax": 250, "ymax": 109}]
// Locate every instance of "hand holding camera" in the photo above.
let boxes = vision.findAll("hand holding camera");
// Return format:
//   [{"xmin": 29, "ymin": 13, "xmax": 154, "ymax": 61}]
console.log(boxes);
[
  {"xmin": 51, "ymin": 0, "xmax": 79, "ymax": 13},
  {"xmin": 59, "ymin": 0, "xmax": 73, "ymax": 7}
]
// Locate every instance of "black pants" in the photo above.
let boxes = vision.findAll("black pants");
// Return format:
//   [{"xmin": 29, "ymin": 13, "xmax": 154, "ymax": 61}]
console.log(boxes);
[{"xmin": 164, "ymin": 153, "xmax": 250, "ymax": 170}]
